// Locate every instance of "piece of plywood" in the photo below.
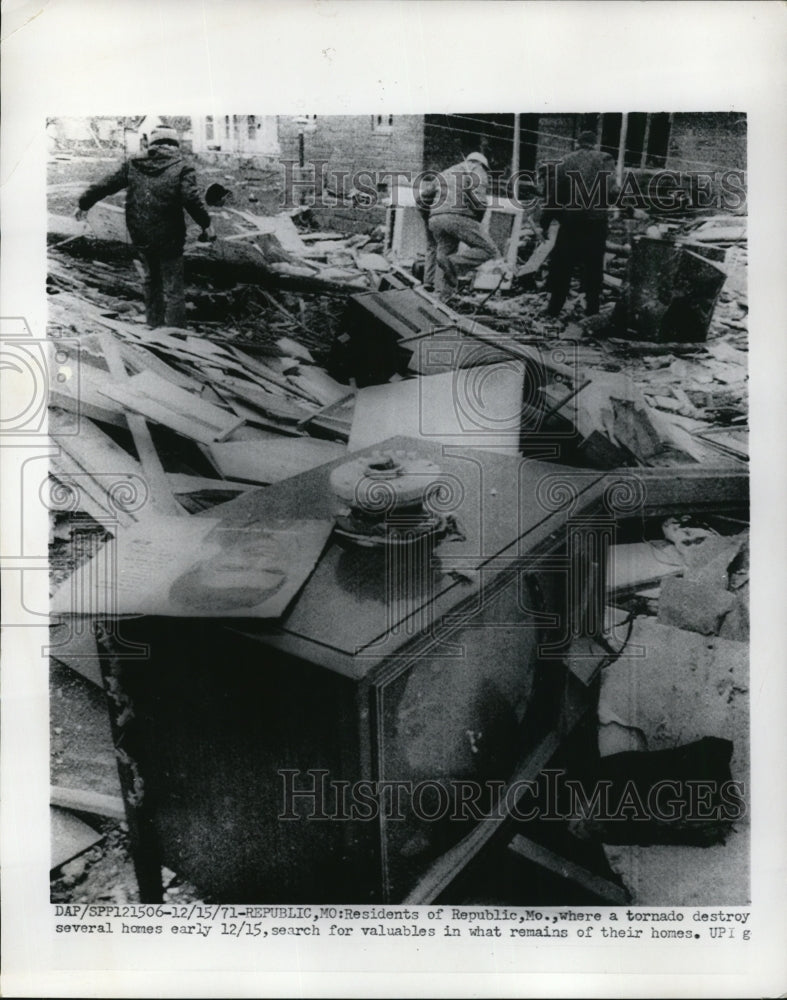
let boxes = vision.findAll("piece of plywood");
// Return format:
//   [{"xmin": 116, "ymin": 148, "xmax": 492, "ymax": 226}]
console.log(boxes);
[
  {"xmin": 348, "ymin": 364, "xmax": 524, "ymax": 455},
  {"xmin": 99, "ymin": 331, "xmax": 184, "ymax": 517},
  {"xmin": 51, "ymin": 786, "xmax": 125, "ymax": 822},
  {"xmin": 225, "ymin": 208, "xmax": 307, "ymax": 254},
  {"xmin": 49, "ymin": 622, "xmax": 103, "ymax": 686},
  {"xmin": 51, "ymin": 514, "xmax": 335, "ymax": 619},
  {"xmin": 288, "ymin": 369, "xmax": 351, "ymax": 408},
  {"xmin": 51, "ymin": 806, "xmax": 103, "ymax": 871},
  {"xmin": 607, "ymin": 542, "xmax": 684, "ymax": 593},
  {"xmin": 209, "ymin": 438, "xmax": 346, "ymax": 484},
  {"xmin": 97, "ymin": 369, "xmax": 245, "ymax": 445}
]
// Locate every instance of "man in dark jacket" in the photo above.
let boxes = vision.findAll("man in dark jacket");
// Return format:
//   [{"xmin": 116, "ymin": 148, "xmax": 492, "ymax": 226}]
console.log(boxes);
[
  {"xmin": 543, "ymin": 130, "xmax": 618, "ymax": 318},
  {"xmin": 418, "ymin": 152, "xmax": 506, "ymax": 295},
  {"xmin": 76, "ymin": 125, "xmax": 215, "ymax": 328}
]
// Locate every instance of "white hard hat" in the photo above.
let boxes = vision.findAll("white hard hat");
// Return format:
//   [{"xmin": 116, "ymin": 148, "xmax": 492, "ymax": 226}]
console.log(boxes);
[{"xmin": 466, "ymin": 152, "xmax": 489, "ymax": 169}]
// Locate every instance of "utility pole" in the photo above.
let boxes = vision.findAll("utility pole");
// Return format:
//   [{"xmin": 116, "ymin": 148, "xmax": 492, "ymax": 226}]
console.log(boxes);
[
  {"xmin": 616, "ymin": 112, "xmax": 629, "ymax": 188},
  {"xmin": 511, "ymin": 113, "xmax": 521, "ymax": 179}
]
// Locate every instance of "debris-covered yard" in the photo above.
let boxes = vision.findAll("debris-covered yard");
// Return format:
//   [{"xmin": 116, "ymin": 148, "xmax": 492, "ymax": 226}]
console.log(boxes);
[{"xmin": 47, "ymin": 125, "xmax": 749, "ymax": 908}]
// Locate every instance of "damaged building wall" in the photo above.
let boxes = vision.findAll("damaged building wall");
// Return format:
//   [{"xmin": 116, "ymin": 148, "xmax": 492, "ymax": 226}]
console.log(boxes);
[
  {"xmin": 277, "ymin": 114, "xmax": 426, "ymax": 196},
  {"xmin": 667, "ymin": 112, "xmax": 747, "ymax": 172}
]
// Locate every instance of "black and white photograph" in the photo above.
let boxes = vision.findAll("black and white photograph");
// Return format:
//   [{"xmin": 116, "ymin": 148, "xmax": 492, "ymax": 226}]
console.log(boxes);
[
  {"xmin": 44, "ymin": 108, "xmax": 752, "ymax": 909},
  {"xmin": 2, "ymin": 3, "xmax": 786, "ymax": 997}
]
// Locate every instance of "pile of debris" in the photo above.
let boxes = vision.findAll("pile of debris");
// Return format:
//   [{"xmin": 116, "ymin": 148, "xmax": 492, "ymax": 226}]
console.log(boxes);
[{"xmin": 47, "ymin": 287, "xmax": 356, "ymax": 526}]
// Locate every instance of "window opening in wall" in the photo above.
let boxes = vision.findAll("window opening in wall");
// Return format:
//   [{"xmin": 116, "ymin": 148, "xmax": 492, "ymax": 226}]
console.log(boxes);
[{"xmin": 372, "ymin": 114, "xmax": 394, "ymax": 134}]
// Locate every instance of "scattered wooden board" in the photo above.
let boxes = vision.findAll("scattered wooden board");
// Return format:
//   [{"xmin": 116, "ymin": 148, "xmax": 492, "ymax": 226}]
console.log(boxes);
[
  {"xmin": 51, "ymin": 786, "xmax": 125, "ymax": 822},
  {"xmin": 51, "ymin": 806, "xmax": 103, "ymax": 871},
  {"xmin": 97, "ymin": 369, "xmax": 245, "ymax": 445},
  {"xmin": 209, "ymin": 438, "xmax": 346, "ymax": 484},
  {"xmin": 348, "ymin": 365, "xmax": 524, "ymax": 455}
]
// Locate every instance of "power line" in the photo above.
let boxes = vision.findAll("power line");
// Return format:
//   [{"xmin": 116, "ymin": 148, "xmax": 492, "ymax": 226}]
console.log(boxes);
[{"xmin": 421, "ymin": 118, "xmax": 746, "ymax": 173}]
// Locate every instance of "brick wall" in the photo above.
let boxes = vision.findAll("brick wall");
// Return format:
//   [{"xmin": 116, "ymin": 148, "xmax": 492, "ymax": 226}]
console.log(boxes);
[
  {"xmin": 666, "ymin": 113, "xmax": 747, "ymax": 212},
  {"xmin": 667, "ymin": 112, "xmax": 747, "ymax": 172},
  {"xmin": 535, "ymin": 115, "xmax": 580, "ymax": 165},
  {"xmin": 277, "ymin": 114, "xmax": 426, "ymax": 196}
]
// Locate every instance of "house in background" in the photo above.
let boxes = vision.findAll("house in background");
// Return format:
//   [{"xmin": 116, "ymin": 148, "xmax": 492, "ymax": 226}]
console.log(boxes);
[
  {"xmin": 185, "ymin": 112, "xmax": 745, "ymax": 208},
  {"xmin": 191, "ymin": 115, "xmax": 280, "ymax": 157}
]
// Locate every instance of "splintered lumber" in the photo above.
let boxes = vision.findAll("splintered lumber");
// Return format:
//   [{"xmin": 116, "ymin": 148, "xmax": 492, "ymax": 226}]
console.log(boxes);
[
  {"xmin": 276, "ymin": 337, "xmax": 314, "ymax": 363},
  {"xmin": 96, "ymin": 369, "xmax": 245, "ymax": 445},
  {"xmin": 51, "ymin": 414, "xmax": 156, "ymax": 527},
  {"xmin": 227, "ymin": 346, "xmax": 324, "ymax": 404},
  {"xmin": 224, "ymin": 207, "xmax": 307, "ymax": 254},
  {"xmin": 288, "ymin": 368, "xmax": 352, "ymax": 407},
  {"xmin": 50, "ymin": 362, "xmax": 128, "ymax": 428},
  {"xmin": 208, "ymin": 387, "xmax": 306, "ymax": 436},
  {"xmin": 201, "ymin": 370, "xmax": 314, "ymax": 423},
  {"xmin": 117, "ymin": 339, "xmax": 206, "ymax": 389},
  {"xmin": 51, "ymin": 806, "xmax": 103, "ymax": 871},
  {"xmin": 50, "ymin": 455, "xmax": 127, "ymax": 529},
  {"xmin": 99, "ymin": 332, "xmax": 183, "ymax": 517},
  {"xmin": 297, "ymin": 393, "xmax": 356, "ymax": 441},
  {"xmin": 51, "ymin": 786, "xmax": 126, "ymax": 822},
  {"xmin": 168, "ymin": 473, "xmax": 250, "ymax": 495},
  {"xmin": 209, "ymin": 438, "xmax": 346, "ymax": 484},
  {"xmin": 508, "ymin": 834, "xmax": 629, "ymax": 904},
  {"xmin": 48, "ymin": 214, "xmax": 366, "ymax": 295}
]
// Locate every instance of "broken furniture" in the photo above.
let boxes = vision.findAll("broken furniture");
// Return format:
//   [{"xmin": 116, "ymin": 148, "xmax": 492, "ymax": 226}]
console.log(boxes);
[
  {"xmin": 89, "ymin": 436, "xmax": 612, "ymax": 903},
  {"xmin": 622, "ymin": 236, "xmax": 728, "ymax": 342}
]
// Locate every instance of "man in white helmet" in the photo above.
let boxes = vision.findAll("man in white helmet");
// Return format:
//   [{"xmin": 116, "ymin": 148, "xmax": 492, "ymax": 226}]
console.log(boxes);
[{"xmin": 416, "ymin": 152, "xmax": 506, "ymax": 296}]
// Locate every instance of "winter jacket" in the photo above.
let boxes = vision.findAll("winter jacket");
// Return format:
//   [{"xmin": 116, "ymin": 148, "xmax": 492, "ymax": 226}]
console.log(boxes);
[
  {"xmin": 78, "ymin": 145, "xmax": 211, "ymax": 255},
  {"xmin": 547, "ymin": 147, "xmax": 618, "ymax": 221},
  {"xmin": 417, "ymin": 161, "xmax": 488, "ymax": 221}
]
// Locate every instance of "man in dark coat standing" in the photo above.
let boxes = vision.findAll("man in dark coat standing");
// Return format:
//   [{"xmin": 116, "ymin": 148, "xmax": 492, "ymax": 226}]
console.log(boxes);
[
  {"xmin": 544, "ymin": 130, "xmax": 618, "ymax": 318},
  {"xmin": 76, "ymin": 125, "xmax": 215, "ymax": 328}
]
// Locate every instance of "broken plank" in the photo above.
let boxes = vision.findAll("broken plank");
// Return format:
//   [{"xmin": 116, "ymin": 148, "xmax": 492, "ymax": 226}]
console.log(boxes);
[
  {"xmin": 51, "ymin": 785, "xmax": 126, "ymax": 822},
  {"xmin": 227, "ymin": 346, "xmax": 322, "ymax": 404},
  {"xmin": 208, "ymin": 372, "xmax": 315, "ymax": 423},
  {"xmin": 168, "ymin": 473, "xmax": 251, "ymax": 495},
  {"xmin": 99, "ymin": 332, "xmax": 183, "ymax": 517},
  {"xmin": 508, "ymin": 834, "xmax": 629, "ymax": 904},
  {"xmin": 276, "ymin": 337, "xmax": 314, "ymax": 363},
  {"xmin": 51, "ymin": 806, "xmax": 103, "ymax": 871},
  {"xmin": 209, "ymin": 438, "xmax": 346, "ymax": 484},
  {"xmin": 97, "ymin": 369, "xmax": 245, "ymax": 445},
  {"xmin": 288, "ymin": 368, "xmax": 352, "ymax": 407}
]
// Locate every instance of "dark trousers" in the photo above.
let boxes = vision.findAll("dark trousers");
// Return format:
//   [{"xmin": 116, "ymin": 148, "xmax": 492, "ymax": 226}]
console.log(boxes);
[
  {"xmin": 138, "ymin": 251, "xmax": 186, "ymax": 328},
  {"xmin": 546, "ymin": 215, "xmax": 608, "ymax": 316}
]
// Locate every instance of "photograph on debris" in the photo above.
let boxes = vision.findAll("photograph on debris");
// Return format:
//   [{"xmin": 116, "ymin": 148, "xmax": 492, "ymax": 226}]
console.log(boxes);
[{"xmin": 46, "ymin": 110, "xmax": 750, "ymax": 911}]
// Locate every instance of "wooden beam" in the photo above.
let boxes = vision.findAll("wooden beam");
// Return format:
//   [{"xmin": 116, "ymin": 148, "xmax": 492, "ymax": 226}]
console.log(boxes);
[
  {"xmin": 51, "ymin": 785, "xmax": 126, "ymax": 821},
  {"xmin": 508, "ymin": 833, "xmax": 630, "ymax": 904},
  {"xmin": 403, "ymin": 730, "xmax": 562, "ymax": 905},
  {"xmin": 99, "ymin": 331, "xmax": 183, "ymax": 517}
]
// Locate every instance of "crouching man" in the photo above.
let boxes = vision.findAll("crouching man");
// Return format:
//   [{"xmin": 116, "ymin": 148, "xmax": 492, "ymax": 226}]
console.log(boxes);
[
  {"xmin": 421, "ymin": 152, "xmax": 507, "ymax": 297},
  {"xmin": 76, "ymin": 125, "xmax": 215, "ymax": 329}
]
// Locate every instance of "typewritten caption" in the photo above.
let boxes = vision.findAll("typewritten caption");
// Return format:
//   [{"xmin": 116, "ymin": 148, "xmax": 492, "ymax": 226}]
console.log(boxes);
[{"xmin": 53, "ymin": 905, "xmax": 752, "ymax": 943}]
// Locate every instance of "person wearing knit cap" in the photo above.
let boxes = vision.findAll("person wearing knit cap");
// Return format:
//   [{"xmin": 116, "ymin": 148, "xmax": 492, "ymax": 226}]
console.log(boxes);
[
  {"xmin": 76, "ymin": 125, "xmax": 215, "ymax": 328},
  {"xmin": 542, "ymin": 129, "xmax": 618, "ymax": 318}
]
